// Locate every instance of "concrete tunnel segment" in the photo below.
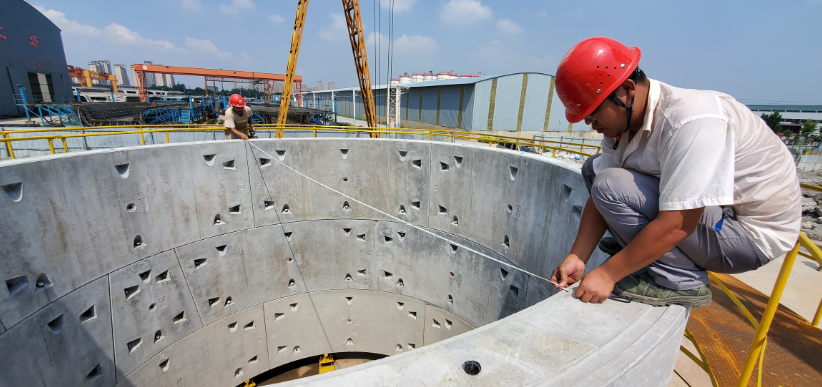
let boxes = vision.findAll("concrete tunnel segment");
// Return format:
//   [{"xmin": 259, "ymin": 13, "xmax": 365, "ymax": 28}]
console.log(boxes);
[{"xmin": 0, "ymin": 139, "xmax": 687, "ymax": 386}]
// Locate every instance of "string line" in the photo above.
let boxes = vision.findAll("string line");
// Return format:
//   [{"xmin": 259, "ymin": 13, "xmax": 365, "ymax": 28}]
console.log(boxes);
[{"xmin": 248, "ymin": 141, "xmax": 570, "ymax": 293}]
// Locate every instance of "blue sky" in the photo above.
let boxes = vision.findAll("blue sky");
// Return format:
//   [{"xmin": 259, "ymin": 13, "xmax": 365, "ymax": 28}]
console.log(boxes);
[{"xmin": 31, "ymin": 0, "xmax": 822, "ymax": 104}]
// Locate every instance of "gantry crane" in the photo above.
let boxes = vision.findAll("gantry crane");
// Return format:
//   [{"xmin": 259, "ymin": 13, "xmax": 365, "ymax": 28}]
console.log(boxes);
[
  {"xmin": 277, "ymin": 0, "xmax": 377, "ymax": 138},
  {"xmin": 67, "ymin": 66, "xmax": 119, "ymax": 93}
]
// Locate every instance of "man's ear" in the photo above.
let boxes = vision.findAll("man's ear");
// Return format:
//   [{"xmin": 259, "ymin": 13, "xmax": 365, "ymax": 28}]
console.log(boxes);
[{"xmin": 619, "ymin": 79, "xmax": 637, "ymax": 99}]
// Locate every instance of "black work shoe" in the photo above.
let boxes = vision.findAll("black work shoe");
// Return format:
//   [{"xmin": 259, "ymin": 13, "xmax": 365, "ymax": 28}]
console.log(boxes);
[
  {"xmin": 598, "ymin": 237, "xmax": 622, "ymax": 256},
  {"xmin": 612, "ymin": 272, "xmax": 712, "ymax": 308}
]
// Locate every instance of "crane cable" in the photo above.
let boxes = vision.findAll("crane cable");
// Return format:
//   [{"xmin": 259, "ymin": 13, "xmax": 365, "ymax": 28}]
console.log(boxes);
[{"xmin": 247, "ymin": 141, "xmax": 571, "ymax": 293}]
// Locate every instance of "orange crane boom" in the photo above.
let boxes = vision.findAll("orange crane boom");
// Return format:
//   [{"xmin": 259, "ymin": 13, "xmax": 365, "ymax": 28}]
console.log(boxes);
[
  {"xmin": 277, "ymin": 0, "xmax": 309, "ymax": 135},
  {"xmin": 131, "ymin": 64, "xmax": 300, "ymax": 103},
  {"xmin": 342, "ymin": 0, "xmax": 377, "ymax": 132},
  {"xmin": 277, "ymin": 0, "xmax": 378, "ymax": 137}
]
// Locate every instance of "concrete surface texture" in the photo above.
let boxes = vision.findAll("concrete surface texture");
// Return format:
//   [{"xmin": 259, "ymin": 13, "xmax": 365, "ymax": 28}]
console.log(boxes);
[{"xmin": 0, "ymin": 138, "xmax": 686, "ymax": 386}]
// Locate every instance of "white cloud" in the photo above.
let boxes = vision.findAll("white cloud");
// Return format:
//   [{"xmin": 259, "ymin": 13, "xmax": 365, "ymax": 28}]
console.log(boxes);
[
  {"xmin": 180, "ymin": 0, "xmax": 202, "ymax": 11},
  {"xmin": 219, "ymin": 0, "xmax": 255, "ymax": 14},
  {"xmin": 380, "ymin": 0, "xmax": 416, "ymax": 12},
  {"xmin": 269, "ymin": 14, "xmax": 285, "ymax": 23},
  {"xmin": 185, "ymin": 37, "xmax": 233, "ymax": 58},
  {"xmin": 366, "ymin": 31, "xmax": 387, "ymax": 47},
  {"xmin": 241, "ymin": 52, "xmax": 253, "ymax": 62},
  {"xmin": 319, "ymin": 13, "xmax": 347, "ymax": 41},
  {"xmin": 440, "ymin": 0, "xmax": 492, "ymax": 25},
  {"xmin": 471, "ymin": 40, "xmax": 553, "ymax": 70},
  {"xmin": 394, "ymin": 35, "xmax": 438, "ymax": 55},
  {"xmin": 538, "ymin": 9, "xmax": 548, "ymax": 17},
  {"xmin": 34, "ymin": 6, "xmax": 178, "ymax": 51},
  {"xmin": 496, "ymin": 19, "xmax": 523, "ymax": 36},
  {"xmin": 104, "ymin": 24, "xmax": 178, "ymax": 50},
  {"xmin": 34, "ymin": 6, "xmax": 100, "ymax": 36},
  {"xmin": 366, "ymin": 32, "xmax": 437, "ymax": 56}
]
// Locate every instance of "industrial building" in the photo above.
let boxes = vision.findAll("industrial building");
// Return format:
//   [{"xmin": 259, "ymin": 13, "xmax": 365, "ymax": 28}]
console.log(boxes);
[
  {"xmin": 0, "ymin": 0, "xmax": 73, "ymax": 116},
  {"xmin": 302, "ymin": 72, "xmax": 588, "ymax": 133},
  {"xmin": 747, "ymin": 104, "xmax": 822, "ymax": 133}
]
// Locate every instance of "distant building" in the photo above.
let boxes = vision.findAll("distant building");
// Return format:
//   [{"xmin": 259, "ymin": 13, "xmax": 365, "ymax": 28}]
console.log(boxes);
[
  {"xmin": 747, "ymin": 105, "xmax": 822, "ymax": 134},
  {"xmin": 113, "ymin": 64, "xmax": 131, "ymax": 86},
  {"xmin": 304, "ymin": 72, "xmax": 571, "ymax": 132},
  {"xmin": 327, "ymin": 82, "xmax": 335, "ymax": 90},
  {"xmin": 0, "ymin": 0, "xmax": 73, "ymax": 116},
  {"xmin": 87, "ymin": 60, "xmax": 112, "ymax": 86},
  {"xmin": 141, "ymin": 61, "xmax": 157, "ymax": 87}
]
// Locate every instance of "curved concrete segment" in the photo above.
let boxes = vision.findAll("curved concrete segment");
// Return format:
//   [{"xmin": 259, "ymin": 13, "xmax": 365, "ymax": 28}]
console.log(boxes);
[{"xmin": 0, "ymin": 139, "xmax": 687, "ymax": 386}]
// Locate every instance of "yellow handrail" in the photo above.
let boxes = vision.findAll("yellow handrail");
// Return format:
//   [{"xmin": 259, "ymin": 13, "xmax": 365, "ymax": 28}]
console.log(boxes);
[
  {"xmin": 0, "ymin": 125, "xmax": 600, "ymax": 160},
  {"xmin": 0, "ymin": 124, "xmax": 603, "ymax": 153}
]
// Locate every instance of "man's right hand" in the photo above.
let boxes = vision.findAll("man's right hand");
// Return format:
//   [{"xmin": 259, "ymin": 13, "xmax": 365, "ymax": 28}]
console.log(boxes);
[
  {"xmin": 240, "ymin": 134, "xmax": 249, "ymax": 140},
  {"xmin": 550, "ymin": 254, "xmax": 586, "ymax": 291}
]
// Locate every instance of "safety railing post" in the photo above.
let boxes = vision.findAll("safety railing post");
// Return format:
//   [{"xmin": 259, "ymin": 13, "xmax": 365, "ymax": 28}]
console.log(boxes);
[
  {"xmin": 812, "ymin": 299, "xmax": 822, "ymax": 328},
  {"xmin": 4, "ymin": 133, "xmax": 14, "ymax": 159},
  {"xmin": 48, "ymin": 137, "xmax": 56, "ymax": 154},
  {"xmin": 736, "ymin": 241, "xmax": 800, "ymax": 387},
  {"xmin": 165, "ymin": 130, "xmax": 170, "ymax": 144},
  {"xmin": 140, "ymin": 127, "xmax": 145, "ymax": 145},
  {"xmin": 313, "ymin": 128, "xmax": 316, "ymax": 137},
  {"xmin": 60, "ymin": 136, "xmax": 68, "ymax": 153}
]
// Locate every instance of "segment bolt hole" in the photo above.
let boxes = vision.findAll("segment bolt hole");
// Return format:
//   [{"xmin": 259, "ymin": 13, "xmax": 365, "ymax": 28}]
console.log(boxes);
[
  {"xmin": 149, "ymin": 303, "xmax": 157, "ymax": 311},
  {"xmin": 127, "ymin": 203, "xmax": 136, "ymax": 212},
  {"xmin": 463, "ymin": 360, "xmax": 481, "ymax": 375}
]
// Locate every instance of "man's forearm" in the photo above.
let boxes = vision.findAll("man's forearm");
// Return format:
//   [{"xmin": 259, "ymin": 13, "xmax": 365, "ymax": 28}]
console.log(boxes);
[
  {"xmin": 569, "ymin": 197, "xmax": 609, "ymax": 263},
  {"xmin": 599, "ymin": 209, "xmax": 701, "ymax": 281},
  {"xmin": 229, "ymin": 127, "xmax": 245, "ymax": 137}
]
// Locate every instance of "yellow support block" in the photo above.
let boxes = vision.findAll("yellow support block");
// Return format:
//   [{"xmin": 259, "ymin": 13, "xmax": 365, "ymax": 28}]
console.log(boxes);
[{"xmin": 319, "ymin": 353, "xmax": 335, "ymax": 374}]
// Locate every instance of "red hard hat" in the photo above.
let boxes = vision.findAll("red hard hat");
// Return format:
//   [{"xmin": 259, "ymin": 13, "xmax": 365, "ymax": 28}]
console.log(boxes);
[
  {"xmin": 555, "ymin": 37, "xmax": 641, "ymax": 123},
  {"xmin": 229, "ymin": 94, "xmax": 246, "ymax": 107}
]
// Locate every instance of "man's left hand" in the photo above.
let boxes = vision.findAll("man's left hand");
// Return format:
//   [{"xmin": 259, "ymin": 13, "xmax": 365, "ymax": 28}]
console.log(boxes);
[{"xmin": 575, "ymin": 267, "xmax": 617, "ymax": 303}]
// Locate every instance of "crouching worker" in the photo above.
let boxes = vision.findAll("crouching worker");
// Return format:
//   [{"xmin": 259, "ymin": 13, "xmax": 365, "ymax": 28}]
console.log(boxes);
[
  {"xmin": 224, "ymin": 94, "xmax": 255, "ymax": 140},
  {"xmin": 549, "ymin": 37, "xmax": 801, "ymax": 307}
]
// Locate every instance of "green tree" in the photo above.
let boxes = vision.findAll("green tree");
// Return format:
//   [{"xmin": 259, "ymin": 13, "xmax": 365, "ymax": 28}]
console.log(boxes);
[
  {"xmin": 801, "ymin": 119, "xmax": 819, "ymax": 139},
  {"xmin": 761, "ymin": 111, "xmax": 783, "ymax": 134}
]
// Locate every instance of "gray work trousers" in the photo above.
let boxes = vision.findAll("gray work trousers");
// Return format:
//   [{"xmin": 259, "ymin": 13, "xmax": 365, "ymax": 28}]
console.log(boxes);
[{"xmin": 582, "ymin": 154, "xmax": 770, "ymax": 290}]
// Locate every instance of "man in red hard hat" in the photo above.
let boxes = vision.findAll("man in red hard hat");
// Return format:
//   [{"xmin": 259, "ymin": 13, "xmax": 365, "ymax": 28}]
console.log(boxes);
[
  {"xmin": 550, "ymin": 37, "xmax": 800, "ymax": 308},
  {"xmin": 224, "ymin": 94, "xmax": 255, "ymax": 140}
]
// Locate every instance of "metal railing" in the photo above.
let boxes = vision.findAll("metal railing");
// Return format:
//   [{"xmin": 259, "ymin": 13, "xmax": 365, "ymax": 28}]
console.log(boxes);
[
  {"xmin": 0, "ymin": 124, "xmax": 601, "ymax": 161},
  {"xmin": 680, "ymin": 183, "xmax": 822, "ymax": 387}
]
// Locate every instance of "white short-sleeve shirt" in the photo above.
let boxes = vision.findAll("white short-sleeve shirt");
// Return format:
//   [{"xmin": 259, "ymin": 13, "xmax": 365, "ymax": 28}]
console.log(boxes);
[
  {"xmin": 594, "ymin": 80, "xmax": 801, "ymax": 259},
  {"xmin": 224, "ymin": 106, "xmax": 252, "ymax": 130}
]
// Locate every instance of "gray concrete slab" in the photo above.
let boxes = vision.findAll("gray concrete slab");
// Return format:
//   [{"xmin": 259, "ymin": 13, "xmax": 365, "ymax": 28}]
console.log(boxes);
[
  {"xmin": 0, "ymin": 139, "xmax": 686, "ymax": 387},
  {"xmin": 109, "ymin": 250, "xmax": 203, "ymax": 381},
  {"xmin": 0, "ymin": 276, "xmax": 114, "ymax": 387},
  {"xmin": 274, "ymin": 293, "xmax": 687, "ymax": 387}
]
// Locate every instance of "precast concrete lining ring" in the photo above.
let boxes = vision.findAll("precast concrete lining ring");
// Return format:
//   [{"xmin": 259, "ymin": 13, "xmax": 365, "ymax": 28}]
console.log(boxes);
[{"xmin": 0, "ymin": 139, "xmax": 687, "ymax": 387}]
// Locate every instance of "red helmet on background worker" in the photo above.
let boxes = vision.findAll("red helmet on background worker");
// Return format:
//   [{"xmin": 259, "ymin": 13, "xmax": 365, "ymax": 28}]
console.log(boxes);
[
  {"xmin": 555, "ymin": 37, "xmax": 642, "ymax": 123},
  {"xmin": 229, "ymin": 94, "xmax": 246, "ymax": 108}
]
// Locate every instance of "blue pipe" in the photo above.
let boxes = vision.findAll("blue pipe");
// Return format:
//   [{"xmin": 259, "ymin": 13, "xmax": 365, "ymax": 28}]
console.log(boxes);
[{"xmin": 19, "ymin": 86, "xmax": 32, "ymax": 122}]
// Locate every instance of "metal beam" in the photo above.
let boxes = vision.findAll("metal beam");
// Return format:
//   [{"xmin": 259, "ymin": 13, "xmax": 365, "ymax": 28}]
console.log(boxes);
[
  {"xmin": 342, "ymin": 0, "xmax": 377, "ymax": 134},
  {"xmin": 277, "ymin": 0, "xmax": 309, "ymax": 134}
]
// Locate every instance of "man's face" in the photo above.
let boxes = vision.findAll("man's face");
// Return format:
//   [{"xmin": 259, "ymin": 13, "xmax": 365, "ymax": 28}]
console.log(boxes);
[
  {"xmin": 584, "ymin": 99, "xmax": 626, "ymax": 138},
  {"xmin": 232, "ymin": 105, "xmax": 244, "ymax": 114}
]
